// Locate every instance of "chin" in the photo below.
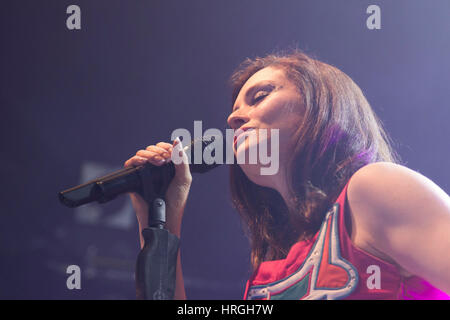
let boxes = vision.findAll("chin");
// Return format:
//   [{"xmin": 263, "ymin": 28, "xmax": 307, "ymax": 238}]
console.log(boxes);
[
  {"xmin": 234, "ymin": 137, "xmax": 260, "ymax": 163},
  {"xmin": 237, "ymin": 162, "xmax": 268, "ymax": 186}
]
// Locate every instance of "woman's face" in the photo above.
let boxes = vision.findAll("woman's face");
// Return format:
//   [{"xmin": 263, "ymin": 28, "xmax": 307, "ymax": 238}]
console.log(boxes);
[{"xmin": 227, "ymin": 66, "xmax": 304, "ymax": 188}]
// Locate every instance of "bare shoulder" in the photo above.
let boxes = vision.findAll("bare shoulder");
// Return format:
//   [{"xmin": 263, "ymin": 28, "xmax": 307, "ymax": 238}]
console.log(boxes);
[
  {"xmin": 347, "ymin": 162, "xmax": 449, "ymax": 220},
  {"xmin": 345, "ymin": 161, "xmax": 450, "ymax": 274},
  {"xmin": 349, "ymin": 161, "xmax": 433, "ymax": 192}
]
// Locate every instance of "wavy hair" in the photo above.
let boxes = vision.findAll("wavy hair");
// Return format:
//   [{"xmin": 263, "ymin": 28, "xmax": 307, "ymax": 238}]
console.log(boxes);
[{"xmin": 228, "ymin": 49, "xmax": 402, "ymax": 270}]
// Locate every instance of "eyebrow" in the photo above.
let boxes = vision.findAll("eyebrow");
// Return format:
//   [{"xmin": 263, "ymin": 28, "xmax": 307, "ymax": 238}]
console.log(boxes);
[{"xmin": 233, "ymin": 80, "xmax": 276, "ymax": 111}]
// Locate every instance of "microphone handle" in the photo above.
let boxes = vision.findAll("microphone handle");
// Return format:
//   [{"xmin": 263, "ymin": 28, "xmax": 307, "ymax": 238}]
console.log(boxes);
[
  {"xmin": 58, "ymin": 135, "xmax": 223, "ymax": 208},
  {"xmin": 58, "ymin": 162, "xmax": 175, "ymax": 208}
]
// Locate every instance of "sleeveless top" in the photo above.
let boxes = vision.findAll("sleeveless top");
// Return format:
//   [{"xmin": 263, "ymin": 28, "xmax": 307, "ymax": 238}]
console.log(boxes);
[{"xmin": 243, "ymin": 178, "xmax": 450, "ymax": 300}]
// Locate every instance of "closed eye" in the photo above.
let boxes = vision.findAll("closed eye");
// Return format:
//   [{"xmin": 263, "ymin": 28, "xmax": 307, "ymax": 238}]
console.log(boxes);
[
  {"xmin": 232, "ymin": 83, "xmax": 275, "ymax": 112},
  {"xmin": 252, "ymin": 90, "xmax": 270, "ymax": 104}
]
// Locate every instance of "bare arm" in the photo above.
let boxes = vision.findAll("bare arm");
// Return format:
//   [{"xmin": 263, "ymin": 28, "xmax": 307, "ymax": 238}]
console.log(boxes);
[
  {"xmin": 126, "ymin": 138, "xmax": 191, "ymax": 300},
  {"xmin": 348, "ymin": 162, "xmax": 450, "ymax": 294}
]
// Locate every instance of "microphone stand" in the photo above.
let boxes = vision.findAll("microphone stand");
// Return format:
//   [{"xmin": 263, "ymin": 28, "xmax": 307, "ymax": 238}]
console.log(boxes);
[
  {"xmin": 135, "ymin": 163, "xmax": 180, "ymax": 300},
  {"xmin": 58, "ymin": 137, "xmax": 221, "ymax": 299}
]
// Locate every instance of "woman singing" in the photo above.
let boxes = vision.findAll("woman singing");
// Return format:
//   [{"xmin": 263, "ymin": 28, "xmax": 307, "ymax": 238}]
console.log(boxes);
[{"xmin": 124, "ymin": 49, "xmax": 450, "ymax": 300}]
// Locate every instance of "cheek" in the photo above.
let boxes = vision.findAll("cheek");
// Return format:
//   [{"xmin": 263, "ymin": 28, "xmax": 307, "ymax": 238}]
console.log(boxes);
[
  {"xmin": 273, "ymin": 127, "xmax": 296, "ymax": 160},
  {"xmin": 267, "ymin": 114, "xmax": 302, "ymax": 161},
  {"xmin": 245, "ymin": 96, "xmax": 303, "ymax": 158},
  {"xmin": 257, "ymin": 105, "xmax": 303, "ymax": 146},
  {"xmin": 256, "ymin": 96, "xmax": 303, "ymax": 127}
]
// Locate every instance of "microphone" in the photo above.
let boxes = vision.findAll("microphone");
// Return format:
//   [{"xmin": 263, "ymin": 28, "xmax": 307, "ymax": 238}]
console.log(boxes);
[{"xmin": 58, "ymin": 136, "xmax": 224, "ymax": 208}]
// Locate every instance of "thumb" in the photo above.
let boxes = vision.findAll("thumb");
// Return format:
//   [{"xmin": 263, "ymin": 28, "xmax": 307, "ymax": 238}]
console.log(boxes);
[{"xmin": 171, "ymin": 137, "xmax": 192, "ymax": 183}]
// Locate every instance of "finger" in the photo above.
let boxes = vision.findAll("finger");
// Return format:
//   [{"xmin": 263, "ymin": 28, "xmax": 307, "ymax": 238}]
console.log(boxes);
[
  {"xmin": 135, "ymin": 150, "xmax": 166, "ymax": 165},
  {"xmin": 146, "ymin": 145, "xmax": 171, "ymax": 158},
  {"xmin": 171, "ymin": 137, "xmax": 192, "ymax": 183},
  {"xmin": 136, "ymin": 149, "xmax": 158, "ymax": 158},
  {"xmin": 124, "ymin": 156, "xmax": 148, "ymax": 168},
  {"xmin": 155, "ymin": 142, "xmax": 174, "ymax": 152}
]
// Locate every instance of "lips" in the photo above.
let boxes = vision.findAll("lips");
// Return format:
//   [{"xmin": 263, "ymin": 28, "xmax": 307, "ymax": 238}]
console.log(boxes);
[{"xmin": 234, "ymin": 127, "xmax": 254, "ymax": 149}]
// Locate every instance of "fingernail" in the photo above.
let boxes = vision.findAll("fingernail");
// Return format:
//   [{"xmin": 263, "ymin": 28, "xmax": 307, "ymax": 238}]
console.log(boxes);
[
  {"xmin": 173, "ymin": 136, "xmax": 182, "ymax": 147},
  {"xmin": 154, "ymin": 156, "xmax": 165, "ymax": 163}
]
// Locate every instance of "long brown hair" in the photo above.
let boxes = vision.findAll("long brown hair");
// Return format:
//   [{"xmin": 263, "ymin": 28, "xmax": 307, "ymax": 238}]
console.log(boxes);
[{"xmin": 228, "ymin": 48, "xmax": 401, "ymax": 270}]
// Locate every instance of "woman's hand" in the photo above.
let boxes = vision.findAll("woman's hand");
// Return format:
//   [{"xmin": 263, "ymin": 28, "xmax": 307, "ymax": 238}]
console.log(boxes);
[{"xmin": 124, "ymin": 138, "xmax": 191, "ymax": 244}]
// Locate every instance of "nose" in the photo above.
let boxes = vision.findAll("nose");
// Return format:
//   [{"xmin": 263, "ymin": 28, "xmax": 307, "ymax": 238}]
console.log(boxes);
[{"xmin": 227, "ymin": 107, "xmax": 250, "ymax": 130}]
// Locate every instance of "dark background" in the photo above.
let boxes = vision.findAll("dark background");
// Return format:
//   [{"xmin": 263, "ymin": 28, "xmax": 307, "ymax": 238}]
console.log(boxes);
[{"xmin": 0, "ymin": 0, "xmax": 449, "ymax": 299}]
